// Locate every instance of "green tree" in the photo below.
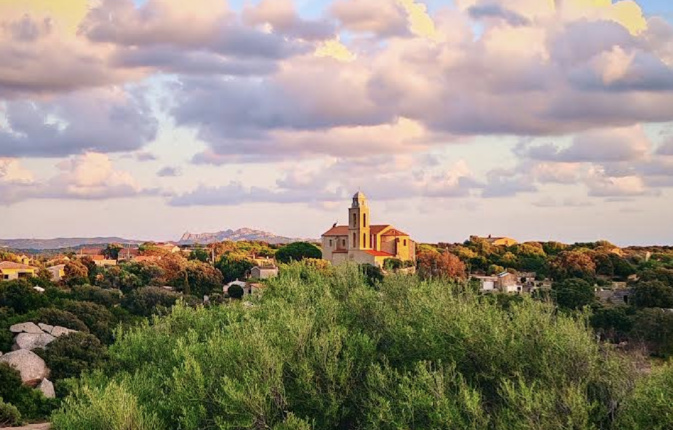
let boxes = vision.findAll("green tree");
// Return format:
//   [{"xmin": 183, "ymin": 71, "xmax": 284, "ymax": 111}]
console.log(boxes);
[
  {"xmin": 0, "ymin": 280, "xmax": 47, "ymax": 313},
  {"xmin": 103, "ymin": 244, "xmax": 123, "ymax": 260},
  {"xmin": 552, "ymin": 278, "xmax": 595, "ymax": 310},
  {"xmin": 178, "ymin": 260, "xmax": 223, "ymax": 297},
  {"xmin": 216, "ymin": 253, "xmax": 254, "ymax": 283},
  {"xmin": 122, "ymin": 287, "xmax": 182, "ymax": 317},
  {"xmin": 60, "ymin": 300, "xmax": 116, "ymax": 344},
  {"xmin": 40, "ymin": 332, "xmax": 107, "ymax": 381},
  {"xmin": 632, "ymin": 280, "xmax": 673, "ymax": 309},
  {"xmin": 63, "ymin": 260, "xmax": 89, "ymax": 287},
  {"xmin": 630, "ymin": 308, "xmax": 673, "ymax": 357},
  {"xmin": 550, "ymin": 251, "xmax": 596, "ymax": 281},
  {"xmin": 275, "ymin": 242, "xmax": 322, "ymax": 264},
  {"xmin": 227, "ymin": 284, "xmax": 244, "ymax": 299},
  {"xmin": 189, "ymin": 247, "xmax": 210, "ymax": 263}
]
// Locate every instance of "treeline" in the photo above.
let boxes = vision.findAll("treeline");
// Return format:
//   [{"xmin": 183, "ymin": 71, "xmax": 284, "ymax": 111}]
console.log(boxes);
[{"xmin": 50, "ymin": 263, "xmax": 673, "ymax": 429}]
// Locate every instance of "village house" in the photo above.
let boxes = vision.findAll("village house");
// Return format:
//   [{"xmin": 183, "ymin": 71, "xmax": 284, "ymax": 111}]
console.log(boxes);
[
  {"xmin": 90, "ymin": 255, "xmax": 117, "ymax": 267},
  {"xmin": 251, "ymin": 266, "xmax": 279, "ymax": 280},
  {"xmin": 321, "ymin": 192, "xmax": 416, "ymax": 267},
  {"xmin": 117, "ymin": 247, "xmax": 140, "ymax": 262},
  {"xmin": 470, "ymin": 235, "xmax": 518, "ymax": 247},
  {"xmin": 472, "ymin": 271, "xmax": 525, "ymax": 294},
  {"xmin": 47, "ymin": 264, "xmax": 66, "ymax": 282},
  {"xmin": 0, "ymin": 261, "xmax": 37, "ymax": 281}
]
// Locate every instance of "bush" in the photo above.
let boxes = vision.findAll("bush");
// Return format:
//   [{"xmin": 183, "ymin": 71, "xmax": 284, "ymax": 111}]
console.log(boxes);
[
  {"xmin": 53, "ymin": 264, "xmax": 635, "ymax": 430},
  {"xmin": 121, "ymin": 287, "xmax": 181, "ymax": 317},
  {"xmin": 70, "ymin": 285, "xmax": 122, "ymax": 308},
  {"xmin": 0, "ymin": 363, "xmax": 55, "ymax": 420},
  {"xmin": 552, "ymin": 278, "xmax": 595, "ymax": 310},
  {"xmin": 42, "ymin": 332, "xmax": 108, "ymax": 381},
  {"xmin": 617, "ymin": 363, "xmax": 673, "ymax": 430},
  {"xmin": 35, "ymin": 308, "xmax": 90, "ymax": 333},
  {"xmin": 274, "ymin": 242, "xmax": 322, "ymax": 264},
  {"xmin": 227, "ymin": 284, "xmax": 244, "ymax": 299},
  {"xmin": 0, "ymin": 280, "xmax": 48, "ymax": 313},
  {"xmin": 0, "ymin": 398, "xmax": 22, "ymax": 427},
  {"xmin": 60, "ymin": 300, "xmax": 117, "ymax": 344}
]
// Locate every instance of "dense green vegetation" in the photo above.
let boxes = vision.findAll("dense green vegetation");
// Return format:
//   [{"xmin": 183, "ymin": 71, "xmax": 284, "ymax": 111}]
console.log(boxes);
[{"xmin": 49, "ymin": 263, "xmax": 670, "ymax": 429}]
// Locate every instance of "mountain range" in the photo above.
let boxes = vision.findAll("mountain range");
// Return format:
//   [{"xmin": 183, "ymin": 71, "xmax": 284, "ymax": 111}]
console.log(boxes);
[{"xmin": 0, "ymin": 228, "xmax": 304, "ymax": 251}]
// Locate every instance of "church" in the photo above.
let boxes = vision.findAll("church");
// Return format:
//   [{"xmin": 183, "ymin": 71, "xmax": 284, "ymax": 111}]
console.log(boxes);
[{"xmin": 321, "ymin": 192, "xmax": 416, "ymax": 267}]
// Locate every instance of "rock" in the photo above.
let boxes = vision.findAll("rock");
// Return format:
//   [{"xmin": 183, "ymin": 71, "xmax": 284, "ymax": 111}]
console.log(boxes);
[
  {"xmin": 51, "ymin": 326, "xmax": 77, "ymax": 338},
  {"xmin": 37, "ymin": 378, "xmax": 55, "ymax": 398},
  {"xmin": 38, "ymin": 323, "xmax": 54, "ymax": 333},
  {"xmin": 0, "ymin": 349, "xmax": 49, "ymax": 386},
  {"xmin": 12, "ymin": 333, "xmax": 56, "ymax": 351},
  {"xmin": 9, "ymin": 322, "xmax": 43, "ymax": 334}
]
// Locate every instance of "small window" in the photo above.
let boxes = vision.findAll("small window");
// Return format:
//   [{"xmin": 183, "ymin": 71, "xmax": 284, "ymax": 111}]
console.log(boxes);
[
  {"xmin": 363, "ymin": 233, "xmax": 366, "ymax": 247},
  {"xmin": 404, "ymin": 239, "xmax": 407, "ymax": 246},
  {"xmin": 352, "ymin": 233, "xmax": 356, "ymax": 248},
  {"xmin": 352, "ymin": 213, "xmax": 357, "ymax": 226},
  {"xmin": 329, "ymin": 240, "xmax": 332, "ymax": 247},
  {"xmin": 342, "ymin": 239, "xmax": 346, "ymax": 247},
  {"xmin": 363, "ymin": 213, "xmax": 367, "ymax": 227}
]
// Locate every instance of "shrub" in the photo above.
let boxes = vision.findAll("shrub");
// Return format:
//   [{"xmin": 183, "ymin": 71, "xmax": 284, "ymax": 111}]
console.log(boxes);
[
  {"xmin": 227, "ymin": 284, "xmax": 244, "ymax": 299},
  {"xmin": 70, "ymin": 285, "xmax": 122, "ymax": 308},
  {"xmin": 275, "ymin": 242, "xmax": 322, "ymax": 264},
  {"xmin": 42, "ymin": 332, "xmax": 108, "ymax": 381},
  {"xmin": 0, "ymin": 363, "xmax": 55, "ymax": 420},
  {"xmin": 35, "ymin": 308, "xmax": 90, "ymax": 333},
  {"xmin": 60, "ymin": 300, "xmax": 117, "ymax": 344},
  {"xmin": 53, "ymin": 264, "xmax": 635, "ymax": 429},
  {"xmin": 121, "ymin": 287, "xmax": 181, "ymax": 317},
  {"xmin": 552, "ymin": 278, "xmax": 595, "ymax": 310},
  {"xmin": 0, "ymin": 398, "xmax": 22, "ymax": 427},
  {"xmin": 616, "ymin": 363, "xmax": 673, "ymax": 430},
  {"xmin": 0, "ymin": 280, "xmax": 48, "ymax": 313}
]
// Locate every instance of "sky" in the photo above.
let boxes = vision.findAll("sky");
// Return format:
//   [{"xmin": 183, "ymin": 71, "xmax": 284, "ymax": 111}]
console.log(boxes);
[{"xmin": 0, "ymin": 0, "xmax": 673, "ymax": 246}]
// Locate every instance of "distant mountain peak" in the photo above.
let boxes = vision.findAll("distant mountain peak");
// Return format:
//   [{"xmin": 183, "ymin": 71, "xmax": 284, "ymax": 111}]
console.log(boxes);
[{"xmin": 178, "ymin": 228, "xmax": 301, "ymax": 245}]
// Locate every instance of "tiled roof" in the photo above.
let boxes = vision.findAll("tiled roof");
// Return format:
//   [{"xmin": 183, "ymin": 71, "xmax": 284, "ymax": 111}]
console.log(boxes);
[
  {"xmin": 0, "ymin": 261, "xmax": 36, "ymax": 270},
  {"xmin": 364, "ymin": 250, "xmax": 395, "ymax": 257},
  {"xmin": 322, "ymin": 225, "xmax": 349, "ymax": 236},
  {"xmin": 370, "ymin": 225, "xmax": 391, "ymax": 235},
  {"xmin": 381, "ymin": 228, "xmax": 410, "ymax": 237}
]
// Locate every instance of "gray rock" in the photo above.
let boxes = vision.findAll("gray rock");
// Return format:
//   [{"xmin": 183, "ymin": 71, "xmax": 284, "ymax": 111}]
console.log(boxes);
[
  {"xmin": 37, "ymin": 378, "xmax": 55, "ymax": 398},
  {"xmin": 51, "ymin": 326, "xmax": 77, "ymax": 338},
  {"xmin": 0, "ymin": 349, "xmax": 49, "ymax": 386},
  {"xmin": 38, "ymin": 323, "xmax": 54, "ymax": 333},
  {"xmin": 10, "ymin": 322, "xmax": 43, "ymax": 334},
  {"xmin": 12, "ymin": 333, "xmax": 56, "ymax": 351}
]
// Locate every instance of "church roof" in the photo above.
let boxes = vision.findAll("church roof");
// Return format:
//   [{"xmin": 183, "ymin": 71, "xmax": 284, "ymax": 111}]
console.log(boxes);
[
  {"xmin": 381, "ymin": 228, "xmax": 410, "ymax": 237},
  {"xmin": 370, "ymin": 225, "xmax": 391, "ymax": 234},
  {"xmin": 322, "ymin": 225, "xmax": 349, "ymax": 236}
]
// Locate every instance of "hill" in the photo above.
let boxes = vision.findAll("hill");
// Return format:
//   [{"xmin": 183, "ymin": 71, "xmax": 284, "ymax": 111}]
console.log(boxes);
[
  {"xmin": 178, "ymin": 228, "xmax": 303, "ymax": 245},
  {"xmin": 0, "ymin": 237, "xmax": 144, "ymax": 251}
]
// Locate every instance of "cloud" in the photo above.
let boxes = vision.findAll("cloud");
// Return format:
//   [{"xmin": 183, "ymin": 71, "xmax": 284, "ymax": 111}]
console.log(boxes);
[
  {"xmin": 585, "ymin": 166, "xmax": 652, "ymax": 197},
  {"xmin": 482, "ymin": 168, "xmax": 537, "ymax": 198},
  {"xmin": 330, "ymin": 0, "xmax": 408, "ymax": 37},
  {"xmin": 243, "ymin": 0, "xmax": 335, "ymax": 40},
  {"xmin": 157, "ymin": 166, "xmax": 181, "ymax": 177},
  {"xmin": 657, "ymin": 137, "xmax": 673, "ymax": 156},
  {"xmin": 467, "ymin": 5, "xmax": 530, "ymax": 27},
  {"xmin": 519, "ymin": 126, "xmax": 651, "ymax": 163},
  {"xmin": 0, "ymin": 87, "xmax": 158, "ymax": 157}
]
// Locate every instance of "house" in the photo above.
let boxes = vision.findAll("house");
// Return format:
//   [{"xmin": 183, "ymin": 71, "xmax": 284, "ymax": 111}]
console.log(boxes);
[
  {"xmin": 117, "ymin": 247, "xmax": 140, "ymax": 261},
  {"xmin": 78, "ymin": 247, "xmax": 105, "ymax": 257},
  {"xmin": 0, "ymin": 261, "xmax": 37, "ymax": 281},
  {"xmin": 472, "ymin": 275, "xmax": 498, "ymax": 292},
  {"xmin": 91, "ymin": 255, "xmax": 117, "ymax": 267},
  {"xmin": 155, "ymin": 243, "xmax": 181, "ymax": 253},
  {"xmin": 47, "ymin": 264, "xmax": 66, "ymax": 282},
  {"xmin": 470, "ymin": 235, "xmax": 518, "ymax": 247},
  {"xmin": 321, "ymin": 192, "xmax": 416, "ymax": 267},
  {"xmin": 251, "ymin": 266, "xmax": 279, "ymax": 280},
  {"xmin": 472, "ymin": 271, "xmax": 523, "ymax": 294},
  {"xmin": 18, "ymin": 254, "xmax": 32, "ymax": 265}
]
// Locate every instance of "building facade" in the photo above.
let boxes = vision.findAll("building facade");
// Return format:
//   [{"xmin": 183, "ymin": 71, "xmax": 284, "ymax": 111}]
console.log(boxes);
[
  {"xmin": 321, "ymin": 192, "xmax": 415, "ymax": 267},
  {"xmin": 0, "ymin": 262, "xmax": 37, "ymax": 281}
]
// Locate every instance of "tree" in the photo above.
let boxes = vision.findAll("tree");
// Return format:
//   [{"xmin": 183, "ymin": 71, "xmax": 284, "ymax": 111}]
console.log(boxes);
[
  {"xmin": 60, "ymin": 300, "xmax": 116, "ymax": 344},
  {"xmin": 631, "ymin": 308, "xmax": 673, "ymax": 357},
  {"xmin": 216, "ymin": 253, "xmax": 254, "ymax": 283},
  {"xmin": 178, "ymin": 260, "xmax": 223, "ymax": 297},
  {"xmin": 275, "ymin": 242, "xmax": 322, "ymax": 264},
  {"xmin": 0, "ymin": 280, "xmax": 47, "ymax": 313},
  {"xmin": 122, "ymin": 287, "xmax": 182, "ymax": 317},
  {"xmin": 552, "ymin": 278, "xmax": 595, "ymax": 310},
  {"xmin": 189, "ymin": 247, "xmax": 210, "ymax": 263},
  {"xmin": 63, "ymin": 261, "xmax": 89, "ymax": 286},
  {"xmin": 227, "ymin": 284, "xmax": 244, "ymax": 299},
  {"xmin": 417, "ymin": 250, "xmax": 466, "ymax": 280},
  {"xmin": 550, "ymin": 251, "xmax": 596, "ymax": 281},
  {"xmin": 35, "ymin": 308, "xmax": 89, "ymax": 332},
  {"xmin": 632, "ymin": 280, "xmax": 673, "ymax": 309},
  {"xmin": 361, "ymin": 264, "xmax": 384, "ymax": 287},
  {"xmin": 41, "ymin": 332, "xmax": 107, "ymax": 381},
  {"xmin": 103, "ymin": 244, "xmax": 123, "ymax": 260},
  {"xmin": 80, "ymin": 256, "xmax": 98, "ymax": 285}
]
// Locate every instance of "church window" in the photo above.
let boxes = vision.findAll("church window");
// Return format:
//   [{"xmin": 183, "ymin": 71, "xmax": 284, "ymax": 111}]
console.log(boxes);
[
  {"xmin": 352, "ymin": 233, "xmax": 356, "ymax": 248},
  {"xmin": 363, "ymin": 233, "xmax": 366, "ymax": 247},
  {"xmin": 329, "ymin": 240, "xmax": 332, "ymax": 247},
  {"xmin": 363, "ymin": 213, "xmax": 367, "ymax": 227},
  {"xmin": 404, "ymin": 239, "xmax": 407, "ymax": 246}
]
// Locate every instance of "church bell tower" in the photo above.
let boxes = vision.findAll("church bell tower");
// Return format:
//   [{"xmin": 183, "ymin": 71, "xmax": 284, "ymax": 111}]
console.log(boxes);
[{"xmin": 348, "ymin": 191, "xmax": 371, "ymax": 250}]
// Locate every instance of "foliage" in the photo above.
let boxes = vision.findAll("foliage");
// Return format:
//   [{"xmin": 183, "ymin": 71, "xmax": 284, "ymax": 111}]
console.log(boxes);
[
  {"xmin": 226, "ymin": 284, "xmax": 244, "ymax": 299},
  {"xmin": 552, "ymin": 278, "xmax": 596, "ymax": 310},
  {"xmin": 416, "ymin": 249, "xmax": 466, "ymax": 280},
  {"xmin": 215, "ymin": 253, "xmax": 254, "ymax": 283},
  {"xmin": 42, "ymin": 332, "xmax": 108, "ymax": 381},
  {"xmin": 63, "ymin": 261, "xmax": 90, "ymax": 287},
  {"xmin": 60, "ymin": 300, "xmax": 117, "ymax": 344},
  {"xmin": 550, "ymin": 251, "xmax": 596, "ymax": 281},
  {"xmin": 176, "ymin": 260, "xmax": 223, "ymax": 297},
  {"xmin": 630, "ymin": 308, "xmax": 673, "ymax": 357},
  {"xmin": 0, "ymin": 363, "xmax": 55, "ymax": 420},
  {"xmin": 121, "ymin": 287, "xmax": 182, "ymax": 317},
  {"xmin": 360, "ymin": 264, "xmax": 384, "ymax": 287},
  {"xmin": 53, "ymin": 264, "xmax": 635, "ymax": 429},
  {"xmin": 0, "ymin": 398, "xmax": 22, "ymax": 427},
  {"xmin": 274, "ymin": 242, "xmax": 322, "ymax": 264},
  {"xmin": 0, "ymin": 279, "xmax": 48, "ymax": 313},
  {"xmin": 70, "ymin": 285, "xmax": 122, "ymax": 308},
  {"xmin": 35, "ymin": 308, "xmax": 90, "ymax": 332},
  {"xmin": 616, "ymin": 363, "xmax": 673, "ymax": 430},
  {"xmin": 103, "ymin": 244, "xmax": 123, "ymax": 260},
  {"xmin": 632, "ymin": 280, "xmax": 673, "ymax": 309},
  {"xmin": 188, "ymin": 248, "xmax": 210, "ymax": 263}
]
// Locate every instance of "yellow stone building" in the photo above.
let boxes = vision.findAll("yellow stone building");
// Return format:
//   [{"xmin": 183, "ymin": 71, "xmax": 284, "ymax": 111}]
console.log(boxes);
[
  {"xmin": 0, "ymin": 261, "xmax": 37, "ymax": 281},
  {"xmin": 321, "ymin": 192, "xmax": 416, "ymax": 267}
]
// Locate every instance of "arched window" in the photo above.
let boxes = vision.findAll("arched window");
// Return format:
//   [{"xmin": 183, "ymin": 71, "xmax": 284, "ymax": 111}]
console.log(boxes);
[
  {"xmin": 363, "ymin": 213, "xmax": 367, "ymax": 227},
  {"xmin": 352, "ymin": 233, "xmax": 356, "ymax": 248},
  {"xmin": 363, "ymin": 233, "xmax": 366, "ymax": 247},
  {"xmin": 352, "ymin": 213, "xmax": 357, "ymax": 226}
]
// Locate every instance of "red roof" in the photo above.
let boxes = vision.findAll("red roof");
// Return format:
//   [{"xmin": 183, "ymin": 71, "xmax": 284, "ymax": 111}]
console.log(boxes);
[
  {"xmin": 0, "ymin": 261, "xmax": 36, "ymax": 270},
  {"xmin": 364, "ymin": 250, "xmax": 395, "ymax": 257},
  {"xmin": 381, "ymin": 228, "xmax": 410, "ymax": 237},
  {"xmin": 370, "ymin": 225, "xmax": 391, "ymax": 235},
  {"xmin": 322, "ymin": 225, "xmax": 349, "ymax": 236}
]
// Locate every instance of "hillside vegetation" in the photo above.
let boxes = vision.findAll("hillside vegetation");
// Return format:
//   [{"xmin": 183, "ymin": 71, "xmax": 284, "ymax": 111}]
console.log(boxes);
[{"xmin": 51, "ymin": 263, "xmax": 673, "ymax": 430}]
